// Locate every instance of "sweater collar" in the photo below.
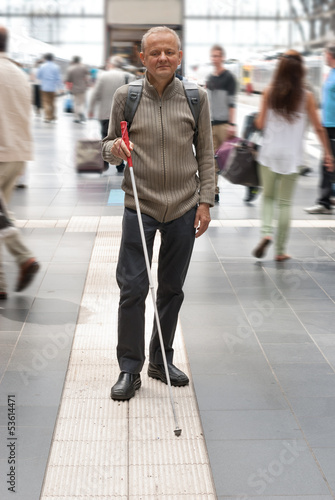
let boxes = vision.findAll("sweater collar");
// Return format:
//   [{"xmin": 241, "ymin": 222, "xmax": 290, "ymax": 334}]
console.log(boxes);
[{"xmin": 143, "ymin": 71, "xmax": 180, "ymax": 100}]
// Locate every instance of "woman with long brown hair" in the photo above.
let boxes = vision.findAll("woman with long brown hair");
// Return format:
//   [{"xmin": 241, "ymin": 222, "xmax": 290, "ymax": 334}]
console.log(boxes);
[{"xmin": 252, "ymin": 50, "xmax": 334, "ymax": 261}]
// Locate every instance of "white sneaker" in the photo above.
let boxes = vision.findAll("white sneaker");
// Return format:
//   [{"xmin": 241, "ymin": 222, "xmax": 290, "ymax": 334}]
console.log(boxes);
[{"xmin": 304, "ymin": 204, "xmax": 332, "ymax": 214}]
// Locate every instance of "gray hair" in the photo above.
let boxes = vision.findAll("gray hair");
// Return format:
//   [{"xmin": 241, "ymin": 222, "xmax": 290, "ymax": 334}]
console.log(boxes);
[
  {"xmin": 326, "ymin": 41, "xmax": 335, "ymax": 59},
  {"xmin": 141, "ymin": 26, "xmax": 181, "ymax": 53},
  {"xmin": 109, "ymin": 55, "xmax": 125, "ymax": 68}
]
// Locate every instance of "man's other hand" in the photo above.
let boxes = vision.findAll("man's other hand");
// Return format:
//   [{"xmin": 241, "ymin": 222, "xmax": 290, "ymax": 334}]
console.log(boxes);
[{"xmin": 194, "ymin": 203, "xmax": 211, "ymax": 238}]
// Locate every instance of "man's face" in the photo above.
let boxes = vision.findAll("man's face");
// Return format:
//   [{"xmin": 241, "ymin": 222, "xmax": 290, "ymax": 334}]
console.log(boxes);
[
  {"xmin": 211, "ymin": 50, "xmax": 224, "ymax": 68},
  {"xmin": 140, "ymin": 32, "xmax": 182, "ymax": 83}
]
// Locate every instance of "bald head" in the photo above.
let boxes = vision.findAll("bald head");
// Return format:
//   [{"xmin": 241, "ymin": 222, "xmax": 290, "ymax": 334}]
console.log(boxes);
[{"xmin": 0, "ymin": 26, "xmax": 8, "ymax": 52}]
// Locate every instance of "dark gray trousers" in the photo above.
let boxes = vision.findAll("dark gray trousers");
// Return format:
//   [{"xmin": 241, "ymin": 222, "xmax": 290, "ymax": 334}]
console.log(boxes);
[
  {"xmin": 116, "ymin": 206, "xmax": 196, "ymax": 374},
  {"xmin": 318, "ymin": 127, "xmax": 335, "ymax": 209}
]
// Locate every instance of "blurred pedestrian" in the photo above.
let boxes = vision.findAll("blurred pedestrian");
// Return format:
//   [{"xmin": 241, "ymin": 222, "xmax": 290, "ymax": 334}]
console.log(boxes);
[
  {"xmin": 37, "ymin": 53, "xmax": 62, "ymax": 122},
  {"xmin": 30, "ymin": 59, "xmax": 42, "ymax": 116},
  {"xmin": 206, "ymin": 44, "xmax": 237, "ymax": 202},
  {"xmin": 305, "ymin": 41, "xmax": 335, "ymax": 214},
  {"xmin": 65, "ymin": 56, "xmax": 90, "ymax": 123},
  {"xmin": 0, "ymin": 26, "xmax": 40, "ymax": 300},
  {"xmin": 253, "ymin": 50, "xmax": 334, "ymax": 262},
  {"xmin": 90, "ymin": 66, "xmax": 98, "ymax": 85},
  {"xmin": 88, "ymin": 55, "xmax": 135, "ymax": 172}
]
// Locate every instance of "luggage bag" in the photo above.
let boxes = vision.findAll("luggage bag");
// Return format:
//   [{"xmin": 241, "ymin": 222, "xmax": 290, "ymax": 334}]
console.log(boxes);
[
  {"xmin": 215, "ymin": 136, "xmax": 240, "ymax": 173},
  {"xmin": 75, "ymin": 139, "xmax": 105, "ymax": 173},
  {"xmin": 64, "ymin": 92, "xmax": 74, "ymax": 113}
]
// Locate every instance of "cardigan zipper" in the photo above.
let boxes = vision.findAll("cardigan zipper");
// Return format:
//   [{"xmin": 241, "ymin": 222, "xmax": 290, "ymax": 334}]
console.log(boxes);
[{"xmin": 159, "ymin": 101, "xmax": 168, "ymax": 222}]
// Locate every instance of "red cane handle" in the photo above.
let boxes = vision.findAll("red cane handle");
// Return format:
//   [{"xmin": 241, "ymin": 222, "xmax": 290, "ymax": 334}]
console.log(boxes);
[{"xmin": 120, "ymin": 121, "xmax": 133, "ymax": 167}]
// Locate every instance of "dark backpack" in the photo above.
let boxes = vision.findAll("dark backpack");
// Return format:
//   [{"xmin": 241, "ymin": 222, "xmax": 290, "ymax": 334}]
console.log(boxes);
[{"xmin": 124, "ymin": 78, "xmax": 200, "ymax": 149}]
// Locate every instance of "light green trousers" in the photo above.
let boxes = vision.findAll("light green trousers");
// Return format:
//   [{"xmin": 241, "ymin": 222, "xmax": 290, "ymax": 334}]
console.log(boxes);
[{"xmin": 259, "ymin": 163, "xmax": 298, "ymax": 256}]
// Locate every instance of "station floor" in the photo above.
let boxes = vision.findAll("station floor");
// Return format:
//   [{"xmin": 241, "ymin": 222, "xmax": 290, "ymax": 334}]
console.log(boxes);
[{"xmin": 1, "ymin": 96, "xmax": 335, "ymax": 500}]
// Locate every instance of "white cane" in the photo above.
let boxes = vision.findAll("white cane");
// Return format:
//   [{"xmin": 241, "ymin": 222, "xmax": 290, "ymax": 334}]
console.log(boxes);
[{"xmin": 120, "ymin": 121, "xmax": 182, "ymax": 437}]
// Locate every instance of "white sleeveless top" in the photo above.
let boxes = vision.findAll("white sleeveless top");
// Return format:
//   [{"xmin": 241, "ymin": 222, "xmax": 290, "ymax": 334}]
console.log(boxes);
[{"xmin": 258, "ymin": 95, "xmax": 307, "ymax": 175}]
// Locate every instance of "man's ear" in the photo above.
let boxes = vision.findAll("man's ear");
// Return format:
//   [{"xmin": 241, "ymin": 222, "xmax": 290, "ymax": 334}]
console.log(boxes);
[
  {"xmin": 178, "ymin": 50, "xmax": 183, "ymax": 65},
  {"xmin": 139, "ymin": 52, "xmax": 145, "ymax": 66}
]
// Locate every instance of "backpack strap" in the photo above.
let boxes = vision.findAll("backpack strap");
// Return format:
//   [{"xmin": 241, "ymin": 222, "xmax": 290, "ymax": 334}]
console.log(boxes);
[
  {"xmin": 182, "ymin": 80, "xmax": 200, "ymax": 149},
  {"xmin": 124, "ymin": 79, "xmax": 144, "ymax": 130}
]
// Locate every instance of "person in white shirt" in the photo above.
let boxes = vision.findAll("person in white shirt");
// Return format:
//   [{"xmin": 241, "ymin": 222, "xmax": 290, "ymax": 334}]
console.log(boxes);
[{"xmin": 252, "ymin": 50, "xmax": 334, "ymax": 262}]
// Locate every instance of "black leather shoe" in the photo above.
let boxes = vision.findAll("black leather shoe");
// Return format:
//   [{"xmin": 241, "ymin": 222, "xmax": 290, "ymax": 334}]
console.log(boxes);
[
  {"xmin": 148, "ymin": 362, "xmax": 189, "ymax": 387},
  {"xmin": 111, "ymin": 372, "xmax": 141, "ymax": 401}
]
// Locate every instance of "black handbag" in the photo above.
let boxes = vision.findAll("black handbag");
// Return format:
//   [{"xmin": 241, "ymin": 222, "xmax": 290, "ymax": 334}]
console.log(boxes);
[{"xmin": 222, "ymin": 139, "xmax": 261, "ymax": 187}]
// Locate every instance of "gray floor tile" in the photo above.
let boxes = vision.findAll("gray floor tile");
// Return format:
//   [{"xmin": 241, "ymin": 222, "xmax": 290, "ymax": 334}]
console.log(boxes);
[
  {"xmin": 243, "ymin": 308, "xmax": 306, "ymax": 333},
  {"xmin": 0, "ymin": 344, "xmax": 15, "ymax": 363},
  {"xmin": 185, "ymin": 261, "xmax": 233, "ymax": 289},
  {"xmin": 189, "ymin": 351, "xmax": 270, "ymax": 375},
  {"xmin": 46, "ymin": 262, "xmax": 90, "ymax": 274},
  {"xmin": 181, "ymin": 303, "xmax": 248, "ymax": 330},
  {"xmin": 297, "ymin": 415, "xmax": 335, "ymax": 447},
  {"xmin": 184, "ymin": 327, "xmax": 260, "ymax": 355},
  {"xmin": 313, "ymin": 448, "xmax": 335, "ymax": 491},
  {"xmin": 191, "ymin": 372, "xmax": 287, "ymax": 411},
  {"xmin": 24, "ymin": 310, "xmax": 79, "ymax": 327},
  {"xmin": 272, "ymin": 364, "xmax": 335, "ymax": 398},
  {"xmin": 289, "ymin": 396, "xmax": 335, "ymax": 418},
  {"xmin": 0, "ymin": 404, "xmax": 58, "ymax": 428},
  {"xmin": 200, "ymin": 409, "xmax": 302, "ymax": 440},
  {"xmin": 226, "ymin": 271, "xmax": 275, "ymax": 289},
  {"xmin": 262, "ymin": 343, "xmax": 326, "ymax": 364},
  {"xmin": 35, "ymin": 288, "xmax": 83, "ymax": 303},
  {"xmin": 7, "ymin": 345, "xmax": 71, "ymax": 373},
  {"xmin": 0, "ymin": 425, "xmax": 54, "ymax": 458},
  {"xmin": 286, "ymin": 297, "xmax": 335, "ymax": 312},
  {"xmin": 317, "ymin": 346, "xmax": 335, "ymax": 368},
  {"xmin": 185, "ymin": 290, "xmax": 240, "ymax": 306},
  {"xmin": 181, "ymin": 305, "xmax": 261, "ymax": 354},
  {"xmin": 296, "ymin": 311, "xmax": 335, "ymax": 336},
  {"xmin": 0, "ymin": 332, "xmax": 20, "ymax": 345},
  {"xmin": 281, "ymin": 286, "xmax": 331, "ymax": 300},
  {"xmin": 21, "ymin": 320, "xmax": 76, "ymax": 338},
  {"xmin": 312, "ymin": 334, "xmax": 335, "ymax": 347},
  {"xmin": 0, "ymin": 370, "xmax": 66, "ymax": 407},
  {"xmin": 234, "ymin": 287, "xmax": 289, "ymax": 308},
  {"xmin": 207, "ymin": 439, "xmax": 330, "ymax": 496},
  {"xmin": 257, "ymin": 331, "xmax": 313, "ymax": 344},
  {"xmin": 0, "ymin": 295, "xmax": 35, "ymax": 310},
  {"xmin": 0, "ymin": 310, "xmax": 29, "ymax": 332},
  {"xmin": 0, "ymin": 456, "xmax": 47, "ymax": 500},
  {"xmin": 28, "ymin": 297, "xmax": 80, "ymax": 314}
]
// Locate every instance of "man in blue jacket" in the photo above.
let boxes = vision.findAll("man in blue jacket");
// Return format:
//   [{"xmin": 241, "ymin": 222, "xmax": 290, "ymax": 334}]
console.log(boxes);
[
  {"xmin": 37, "ymin": 53, "xmax": 62, "ymax": 122},
  {"xmin": 305, "ymin": 42, "xmax": 335, "ymax": 214}
]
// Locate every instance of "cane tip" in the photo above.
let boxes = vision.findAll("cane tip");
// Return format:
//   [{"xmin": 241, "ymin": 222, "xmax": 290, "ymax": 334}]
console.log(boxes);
[{"xmin": 174, "ymin": 428, "xmax": 182, "ymax": 437}]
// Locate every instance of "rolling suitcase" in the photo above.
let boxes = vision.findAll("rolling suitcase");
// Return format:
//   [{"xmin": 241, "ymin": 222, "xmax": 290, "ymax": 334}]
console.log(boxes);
[{"xmin": 75, "ymin": 139, "xmax": 106, "ymax": 173}]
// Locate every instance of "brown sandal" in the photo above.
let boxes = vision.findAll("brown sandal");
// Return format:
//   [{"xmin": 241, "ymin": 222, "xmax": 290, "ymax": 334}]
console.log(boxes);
[
  {"xmin": 275, "ymin": 254, "xmax": 291, "ymax": 262},
  {"xmin": 252, "ymin": 238, "xmax": 272, "ymax": 259}
]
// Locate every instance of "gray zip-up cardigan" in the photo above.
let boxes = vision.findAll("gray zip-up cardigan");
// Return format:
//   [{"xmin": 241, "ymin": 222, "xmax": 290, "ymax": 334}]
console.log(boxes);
[{"xmin": 102, "ymin": 74, "xmax": 215, "ymax": 223}]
